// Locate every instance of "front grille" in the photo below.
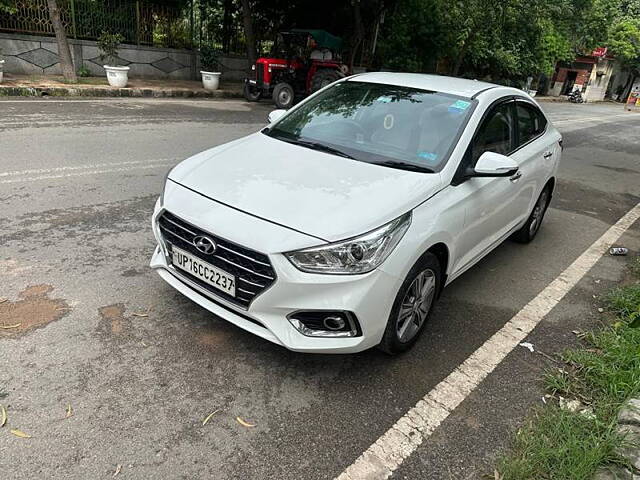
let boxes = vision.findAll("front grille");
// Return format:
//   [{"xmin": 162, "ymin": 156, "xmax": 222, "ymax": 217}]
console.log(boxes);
[
  {"xmin": 158, "ymin": 211, "xmax": 276, "ymax": 309},
  {"xmin": 256, "ymin": 63, "xmax": 263, "ymax": 84}
]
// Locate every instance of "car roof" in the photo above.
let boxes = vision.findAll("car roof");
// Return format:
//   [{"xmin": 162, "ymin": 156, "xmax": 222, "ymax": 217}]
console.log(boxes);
[{"xmin": 347, "ymin": 72, "xmax": 499, "ymax": 99}]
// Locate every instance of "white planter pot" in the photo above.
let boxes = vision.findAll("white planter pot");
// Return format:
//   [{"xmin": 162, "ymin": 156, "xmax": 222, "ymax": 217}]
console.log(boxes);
[
  {"xmin": 201, "ymin": 71, "xmax": 221, "ymax": 91},
  {"xmin": 104, "ymin": 65, "xmax": 130, "ymax": 88},
  {"xmin": 0, "ymin": 60, "xmax": 4, "ymax": 84},
  {"xmin": 528, "ymin": 90, "xmax": 537, "ymax": 97}
]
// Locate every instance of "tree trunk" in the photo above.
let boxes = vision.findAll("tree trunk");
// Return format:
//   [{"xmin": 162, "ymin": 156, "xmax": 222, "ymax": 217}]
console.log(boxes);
[
  {"xmin": 349, "ymin": 0, "xmax": 365, "ymax": 71},
  {"xmin": 451, "ymin": 37, "xmax": 470, "ymax": 76},
  {"xmin": 222, "ymin": 0, "xmax": 233, "ymax": 53},
  {"xmin": 46, "ymin": 0, "xmax": 76, "ymax": 83},
  {"xmin": 239, "ymin": 0, "xmax": 256, "ymax": 67}
]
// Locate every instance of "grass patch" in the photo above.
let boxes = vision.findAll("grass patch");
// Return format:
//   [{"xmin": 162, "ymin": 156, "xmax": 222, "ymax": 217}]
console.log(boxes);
[
  {"xmin": 497, "ymin": 407, "xmax": 623, "ymax": 479},
  {"xmin": 630, "ymin": 256, "xmax": 640, "ymax": 278},
  {"xmin": 496, "ymin": 263, "xmax": 640, "ymax": 479}
]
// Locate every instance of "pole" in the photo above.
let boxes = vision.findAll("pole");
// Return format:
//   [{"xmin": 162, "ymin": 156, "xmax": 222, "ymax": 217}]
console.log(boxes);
[
  {"xmin": 190, "ymin": 0, "xmax": 194, "ymax": 49},
  {"xmin": 69, "ymin": 0, "xmax": 77, "ymax": 39},
  {"xmin": 135, "ymin": 0, "xmax": 140, "ymax": 45}
]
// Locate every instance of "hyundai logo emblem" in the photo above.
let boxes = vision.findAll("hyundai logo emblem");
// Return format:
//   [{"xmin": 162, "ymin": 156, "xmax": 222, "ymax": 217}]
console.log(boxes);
[{"xmin": 193, "ymin": 235, "xmax": 217, "ymax": 255}]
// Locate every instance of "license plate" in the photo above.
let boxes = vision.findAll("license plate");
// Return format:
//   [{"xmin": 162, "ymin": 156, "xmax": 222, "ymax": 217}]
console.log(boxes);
[{"xmin": 171, "ymin": 246, "xmax": 235, "ymax": 296}]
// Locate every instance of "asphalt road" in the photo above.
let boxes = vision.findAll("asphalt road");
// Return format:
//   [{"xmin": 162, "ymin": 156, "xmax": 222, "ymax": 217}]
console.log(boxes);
[{"xmin": 0, "ymin": 97, "xmax": 639, "ymax": 480}]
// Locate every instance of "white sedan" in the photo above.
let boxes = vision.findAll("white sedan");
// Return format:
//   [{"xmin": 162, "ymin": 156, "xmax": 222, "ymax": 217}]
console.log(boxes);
[{"xmin": 150, "ymin": 72, "xmax": 561, "ymax": 354}]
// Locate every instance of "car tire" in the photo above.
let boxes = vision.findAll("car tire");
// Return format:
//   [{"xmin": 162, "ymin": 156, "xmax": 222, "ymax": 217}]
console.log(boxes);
[
  {"xmin": 511, "ymin": 185, "xmax": 552, "ymax": 243},
  {"xmin": 273, "ymin": 82, "xmax": 295, "ymax": 109},
  {"xmin": 310, "ymin": 69, "xmax": 344, "ymax": 93},
  {"xmin": 378, "ymin": 252, "xmax": 441, "ymax": 355},
  {"xmin": 243, "ymin": 83, "xmax": 261, "ymax": 102}
]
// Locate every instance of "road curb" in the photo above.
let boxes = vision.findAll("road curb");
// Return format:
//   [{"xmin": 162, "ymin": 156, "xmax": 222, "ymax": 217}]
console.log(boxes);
[
  {"xmin": 593, "ymin": 398, "xmax": 640, "ymax": 479},
  {"xmin": 0, "ymin": 85, "xmax": 244, "ymax": 99}
]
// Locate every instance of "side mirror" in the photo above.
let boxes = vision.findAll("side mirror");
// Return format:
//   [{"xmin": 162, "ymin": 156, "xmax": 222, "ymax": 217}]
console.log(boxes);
[
  {"xmin": 268, "ymin": 109, "xmax": 286, "ymax": 124},
  {"xmin": 472, "ymin": 151, "xmax": 519, "ymax": 177}
]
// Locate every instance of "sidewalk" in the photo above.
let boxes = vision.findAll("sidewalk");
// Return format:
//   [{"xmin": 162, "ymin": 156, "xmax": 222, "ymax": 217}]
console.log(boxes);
[{"xmin": 0, "ymin": 74, "xmax": 244, "ymax": 98}]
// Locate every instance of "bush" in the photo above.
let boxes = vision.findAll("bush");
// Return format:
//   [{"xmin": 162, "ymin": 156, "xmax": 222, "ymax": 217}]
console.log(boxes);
[
  {"xmin": 97, "ymin": 32, "xmax": 124, "ymax": 66},
  {"xmin": 200, "ymin": 45, "xmax": 221, "ymax": 72},
  {"xmin": 77, "ymin": 65, "xmax": 91, "ymax": 77}
]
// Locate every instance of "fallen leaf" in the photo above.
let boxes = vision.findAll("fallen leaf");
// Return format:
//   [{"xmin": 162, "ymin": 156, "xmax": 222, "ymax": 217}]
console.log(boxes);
[
  {"xmin": 113, "ymin": 464, "xmax": 122, "ymax": 477},
  {"xmin": 236, "ymin": 416, "xmax": 256, "ymax": 428},
  {"xmin": 1, "ymin": 404, "xmax": 6, "ymax": 427},
  {"xmin": 66, "ymin": 404, "xmax": 73, "ymax": 418},
  {"xmin": 202, "ymin": 409, "xmax": 220, "ymax": 426},
  {"xmin": 0, "ymin": 323, "xmax": 21, "ymax": 330},
  {"xmin": 10, "ymin": 429, "xmax": 31, "ymax": 438}
]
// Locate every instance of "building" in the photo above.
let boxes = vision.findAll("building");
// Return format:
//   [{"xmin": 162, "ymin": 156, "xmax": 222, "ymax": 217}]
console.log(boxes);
[{"xmin": 547, "ymin": 48, "xmax": 616, "ymax": 102}]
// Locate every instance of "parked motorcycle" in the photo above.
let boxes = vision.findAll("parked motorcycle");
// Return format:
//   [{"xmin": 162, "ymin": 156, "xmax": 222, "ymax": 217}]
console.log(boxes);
[{"xmin": 568, "ymin": 88, "xmax": 585, "ymax": 103}]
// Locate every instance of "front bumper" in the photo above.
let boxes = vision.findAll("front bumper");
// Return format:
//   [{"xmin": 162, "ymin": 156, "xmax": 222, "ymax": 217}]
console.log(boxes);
[{"xmin": 150, "ymin": 194, "xmax": 402, "ymax": 354}]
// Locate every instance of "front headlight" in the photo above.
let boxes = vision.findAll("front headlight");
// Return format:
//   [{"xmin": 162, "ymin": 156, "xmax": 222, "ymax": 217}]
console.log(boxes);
[{"xmin": 285, "ymin": 212, "xmax": 412, "ymax": 274}]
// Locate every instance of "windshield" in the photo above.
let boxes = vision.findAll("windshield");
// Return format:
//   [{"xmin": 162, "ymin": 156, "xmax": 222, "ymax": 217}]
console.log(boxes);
[{"xmin": 265, "ymin": 81, "xmax": 475, "ymax": 172}]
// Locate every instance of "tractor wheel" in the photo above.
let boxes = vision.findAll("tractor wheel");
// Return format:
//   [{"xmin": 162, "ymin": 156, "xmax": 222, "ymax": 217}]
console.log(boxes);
[
  {"xmin": 243, "ymin": 83, "xmax": 261, "ymax": 102},
  {"xmin": 273, "ymin": 82, "xmax": 295, "ymax": 109},
  {"xmin": 310, "ymin": 69, "xmax": 344, "ymax": 93}
]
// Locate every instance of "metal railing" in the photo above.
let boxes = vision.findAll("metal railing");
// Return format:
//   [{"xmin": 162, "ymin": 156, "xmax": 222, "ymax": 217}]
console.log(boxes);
[{"xmin": 0, "ymin": 0, "xmax": 191, "ymax": 49}]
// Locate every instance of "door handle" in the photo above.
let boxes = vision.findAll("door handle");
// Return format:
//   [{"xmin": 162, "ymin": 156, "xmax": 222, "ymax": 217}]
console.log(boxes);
[
  {"xmin": 543, "ymin": 152, "xmax": 553, "ymax": 159},
  {"xmin": 510, "ymin": 171, "xmax": 522, "ymax": 182}
]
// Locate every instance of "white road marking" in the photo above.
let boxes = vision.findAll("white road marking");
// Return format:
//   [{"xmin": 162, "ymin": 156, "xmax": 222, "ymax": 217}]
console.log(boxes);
[
  {"xmin": 337, "ymin": 202, "xmax": 640, "ymax": 480},
  {"xmin": 553, "ymin": 113, "xmax": 636, "ymax": 123},
  {"xmin": 0, "ymin": 158, "xmax": 178, "ymax": 178},
  {"xmin": 0, "ymin": 162, "xmax": 175, "ymax": 184}
]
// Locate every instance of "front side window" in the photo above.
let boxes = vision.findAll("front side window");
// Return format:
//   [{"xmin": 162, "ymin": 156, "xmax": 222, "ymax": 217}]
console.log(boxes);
[
  {"xmin": 516, "ymin": 102, "xmax": 547, "ymax": 146},
  {"xmin": 265, "ymin": 81, "xmax": 476, "ymax": 172},
  {"xmin": 470, "ymin": 101, "xmax": 515, "ymax": 164}
]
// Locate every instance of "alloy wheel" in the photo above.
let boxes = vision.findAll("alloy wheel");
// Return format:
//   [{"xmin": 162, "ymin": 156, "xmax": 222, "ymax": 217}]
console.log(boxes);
[
  {"xmin": 529, "ymin": 190, "xmax": 549, "ymax": 236},
  {"xmin": 396, "ymin": 269, "xmax": 436, "ymax": 343}
]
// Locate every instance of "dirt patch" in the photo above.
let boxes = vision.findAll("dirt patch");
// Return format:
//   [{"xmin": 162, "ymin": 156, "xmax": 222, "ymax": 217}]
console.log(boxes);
[
  {"xmin": 98, "ymin": 304, "xmax": 128, "ymax": 335},
  {"xmin": 0, "ymin": 284, "xmax": 70, "ymax": 337},
  {"xmin": 121, "ymin": 268, "xmax": 144, "ymax": 277},
  {"xmin": 197, "ymin": 329, "xmax": 234, "ymax": 349}
]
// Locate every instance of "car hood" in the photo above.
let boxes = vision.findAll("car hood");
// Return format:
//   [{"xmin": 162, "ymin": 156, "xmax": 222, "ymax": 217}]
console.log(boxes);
[{"xmin": 168, "ymin": 133, "xmax": 443, "ymax": 242}]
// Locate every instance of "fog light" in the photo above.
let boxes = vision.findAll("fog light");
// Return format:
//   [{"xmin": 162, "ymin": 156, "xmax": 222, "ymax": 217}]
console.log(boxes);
[
  {"xmin": 287, "ymin": 311, "xmax": 361, "ymax": 338},
  {"xmin": 323, "ymin": 316, "xmax": 345, "ymax": 330}
]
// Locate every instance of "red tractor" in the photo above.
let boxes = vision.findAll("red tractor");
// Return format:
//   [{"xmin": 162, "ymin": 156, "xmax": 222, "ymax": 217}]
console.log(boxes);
[{"xmin": 244, "ymin": 29, "xmax": 349, "ymax": 109}]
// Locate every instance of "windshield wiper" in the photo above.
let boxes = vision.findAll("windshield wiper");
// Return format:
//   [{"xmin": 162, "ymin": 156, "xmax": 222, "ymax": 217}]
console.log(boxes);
[
  {"xmin": 272, "ymin": 135, "xmax": 355, "ymax": 159},
  {"xmin": 374, "ymin": 161, "xmax": 435, "ymax": 173}
]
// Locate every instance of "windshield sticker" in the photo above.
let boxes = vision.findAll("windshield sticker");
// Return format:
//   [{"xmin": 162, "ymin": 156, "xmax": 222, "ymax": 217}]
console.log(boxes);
[
  {"xmin": 448, "ymin": 100, "xmax": 471, "ymax": 114},
  {"xmin": 417, "ymin": 151, "xmax": 438, "ymax": 163},
  {"xmin": 377, "ymin": 96, "xmax": 393, "ymax": 103},
  {"xmin": 383, "ymin": 114, "xmax": 394, "ymax": 130}
]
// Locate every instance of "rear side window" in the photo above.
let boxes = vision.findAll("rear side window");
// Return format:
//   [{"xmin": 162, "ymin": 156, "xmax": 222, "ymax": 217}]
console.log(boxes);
[
  {"xmin": 516, "ymin": 102, "xmax": 547, "ymax": 145},
  {"xmin": 471, "ymin": 101, "xmax": 515, "ymax": 164}
]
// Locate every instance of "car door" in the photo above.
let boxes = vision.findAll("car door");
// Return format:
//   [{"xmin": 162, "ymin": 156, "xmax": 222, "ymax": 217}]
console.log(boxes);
[
  {"xmin": 509, "ymin": 100, "xmax": 553, "ymax": 219},
  {"xmin": 450, "ymin": 98, "xmax": 524, "ymax": 276}
]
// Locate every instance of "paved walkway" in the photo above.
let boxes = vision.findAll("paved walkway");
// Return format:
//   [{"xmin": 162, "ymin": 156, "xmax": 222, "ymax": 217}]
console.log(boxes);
[{"xmin": 0, "ymin": 74, "xmax": 244, "ymax": 98}]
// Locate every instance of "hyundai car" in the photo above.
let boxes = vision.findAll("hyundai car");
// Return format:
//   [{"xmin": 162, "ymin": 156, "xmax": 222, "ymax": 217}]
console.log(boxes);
[{"xmin": 150, "ymin": 72, "xmax": 561, "ymax": 354}]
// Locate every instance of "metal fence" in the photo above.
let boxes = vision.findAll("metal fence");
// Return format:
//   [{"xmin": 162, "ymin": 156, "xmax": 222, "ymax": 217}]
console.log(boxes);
[{"xmin": 0, "ymin": 0, "xmax": 191, "ymax": 49}]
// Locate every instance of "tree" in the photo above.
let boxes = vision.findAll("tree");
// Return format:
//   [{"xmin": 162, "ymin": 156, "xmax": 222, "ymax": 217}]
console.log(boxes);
[
  {"xmin": 239, "ymin": 0, "xmax": 256, "ymax": 66},
  {"xmin": 45, "ymin": 0, "xmax": 77, "ymax": 83}
]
